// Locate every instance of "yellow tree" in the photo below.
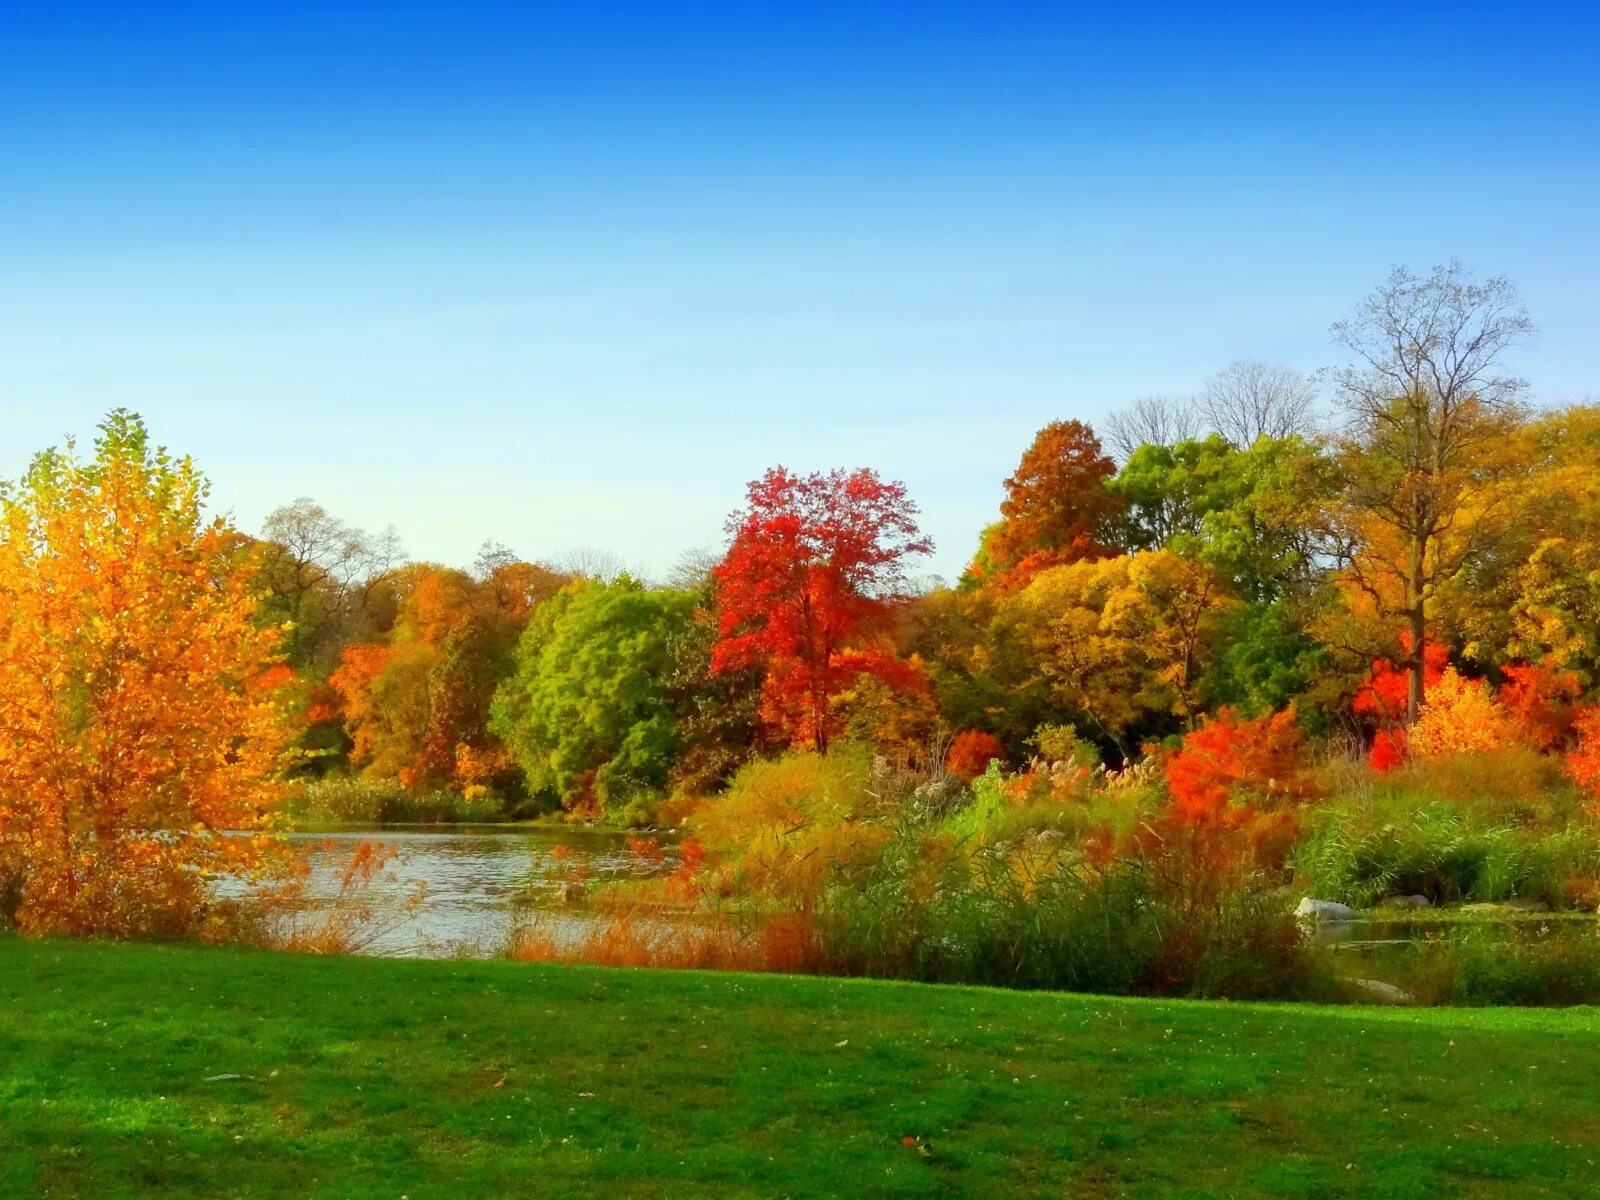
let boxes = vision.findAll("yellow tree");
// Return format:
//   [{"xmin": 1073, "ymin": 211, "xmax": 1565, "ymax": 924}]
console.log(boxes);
[
  {"xmin": 1012, "ymin": 549, "xmax": 1234, "ymax": 758},
  {"xmin": 0, "ymin": 411, "xmax": 292, "ymax": 938}
]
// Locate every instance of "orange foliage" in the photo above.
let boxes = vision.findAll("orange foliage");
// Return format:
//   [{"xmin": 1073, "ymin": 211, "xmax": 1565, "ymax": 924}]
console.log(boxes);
[
  {"xmin": 1164, "ymin": 709, "xmax": 1317, "ymax": 819},
  {"xmin": 0, "ymin": 412, "xmax": 293, "ymax": 938},
  {"xmin": 1150, "ymin": 709, "xmax": 1316, "ymax": 886},
  {"xmin": 945, "ymin": 730, "xmax": 1007, "ymax": 781},
  {"xmin": 1407, "ymin": 668, "xmax": 1521, "ymax": 759},
  {"xmin": 507, "ymin": 907, "xmax": 824, "ymax": 975}
]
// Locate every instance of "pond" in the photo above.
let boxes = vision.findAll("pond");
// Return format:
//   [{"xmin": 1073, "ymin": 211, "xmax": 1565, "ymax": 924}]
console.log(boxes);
[{"xmin": 273, "ymin": 826, "xmax": 680, "ymax": 958}]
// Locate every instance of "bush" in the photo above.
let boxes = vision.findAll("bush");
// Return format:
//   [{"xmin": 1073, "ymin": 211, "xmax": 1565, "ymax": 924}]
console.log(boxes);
[
  {"xmin": 690, "ymin": 749, "xmax": 887, "ymax": 902},
  {"xmin": 820, "ymin": 825, "xmax": 1329, "ymax": 1000},
  {"xmin": 284, "ymin": 777, "xmax": 508, "ymax": 826},
  {"xmin": 1411, "ymin": 925, "xmax": 1600, "ymax": 1006},
  {"xmin": 1294, "ymin": 797, "xmax": 1600, "ymax": 908}
]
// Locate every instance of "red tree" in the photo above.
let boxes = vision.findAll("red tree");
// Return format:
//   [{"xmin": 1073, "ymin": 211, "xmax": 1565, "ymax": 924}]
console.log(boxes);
[
  {"xmin": 968, "ymin": 419, "xmax": 1122, "ymax": 589},
  {"xmin": 712, "ymin": 467, "xmax": 932, "ymax": 753}
]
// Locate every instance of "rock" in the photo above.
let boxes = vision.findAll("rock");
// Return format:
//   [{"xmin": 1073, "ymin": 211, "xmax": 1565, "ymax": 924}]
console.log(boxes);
[
  {"xmin": 1506, "ymin": 898, "xmax": 1551, "ymax": 913},
  {"xmin": 559, "ymin": 880, "xmax": 587, "ymax": 905},
  {"xmin": 1344, "ymin": 978, "xmax": 1414, "ymax": 1005},
  {"xmin": 1296, "ymin": 897, "xmax": 1359, "ymax": 922},
  {"xmin": 1379, "ymin": 894, "xmax": 1432, "ymax": 910}
]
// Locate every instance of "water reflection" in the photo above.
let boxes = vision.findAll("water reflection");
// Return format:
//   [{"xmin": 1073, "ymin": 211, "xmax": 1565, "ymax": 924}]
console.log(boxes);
[{"xmin": 277, "ymin": 826, "xmax": 676, "ymax": 958}]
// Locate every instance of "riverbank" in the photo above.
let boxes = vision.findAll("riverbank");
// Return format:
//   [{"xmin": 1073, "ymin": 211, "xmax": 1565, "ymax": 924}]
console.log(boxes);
[{"xmin": 4, "ymin": 938, "xmax": 1600, "ymax": 1198}]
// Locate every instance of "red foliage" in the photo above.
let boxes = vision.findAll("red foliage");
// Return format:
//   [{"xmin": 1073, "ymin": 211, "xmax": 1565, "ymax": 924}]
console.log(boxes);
[
  {"xmin": 1149, "ymin": 709, "xmax": 1316, "ymax": 885},
  {"xmin": 1564, "ymin": 707, "xmax": 1600, "ymax": 806},
  {"xmin": 944, "ymin": 730, "xmax": 1007, "ymax": 781},
  {"xmin": 1352, "ymin": 635, "xmax": 1449, "ymax": 724},
  {"xmin": 665, "ymin": 837, "xmax": 707, "ymax": 902},
  {"xmin": 969, "ymin": 420, "xmax": 1122, "ymax": 589},
  {"xmin": 1164, "ymin": 709, "xmax": 1317, "ymax": 821},
  {"xmin": 712, "ymin": 467, "xmax": 932, "ymax": 753},
  {"xmin": 1368, "ymin": 727, "xmax": 1407, "ymax": 772},
  {"xmin": 1498, "ymin": 662, "xmax": 1583, "ymax": 751}
]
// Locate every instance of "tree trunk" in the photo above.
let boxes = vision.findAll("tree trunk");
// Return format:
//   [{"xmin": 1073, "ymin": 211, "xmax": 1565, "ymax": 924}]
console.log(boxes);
[{"xmin": 1406, "ymin": 531, "xmax": 1428, "ymax": 723}]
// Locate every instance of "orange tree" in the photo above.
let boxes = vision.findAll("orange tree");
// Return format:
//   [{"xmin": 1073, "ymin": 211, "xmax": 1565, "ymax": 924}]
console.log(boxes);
[{"xmin": 0, "ymin": 411, "xmax": 292, "ymax": 938}]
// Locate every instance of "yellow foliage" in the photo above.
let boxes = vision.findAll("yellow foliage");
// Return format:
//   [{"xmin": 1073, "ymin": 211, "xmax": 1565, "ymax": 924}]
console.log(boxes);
[
  {"xmin": 1407, "ymin": 668, "xmax": 1522, "ymax": 760},
  {"xmin": 0, "ymin": 413, "xmax": 292, "ymax": 938}
]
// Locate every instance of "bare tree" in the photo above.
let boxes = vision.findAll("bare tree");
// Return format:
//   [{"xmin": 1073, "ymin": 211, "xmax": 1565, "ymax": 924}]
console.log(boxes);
[
  {"xmin": 665, "ymin": 546, "xmax": 720, "ymax": 591},
  {"xmin": 1101, "ymin": 394, "xmax": 1202, "ymax": 461},
  {"xmin": 1328, "ymin": 259, "xmax": 1533, "ymax": 720},
  {"xmin": 259, "ymin": 499, "xmax": 407, "ymax": 668},
  {"xmin": 546, "ymin": 545, "xmax": 628, "ymax": 582},
  {"xmin": 1199, "ymin": 360, "xmax": 1320, "ymax": 447}
]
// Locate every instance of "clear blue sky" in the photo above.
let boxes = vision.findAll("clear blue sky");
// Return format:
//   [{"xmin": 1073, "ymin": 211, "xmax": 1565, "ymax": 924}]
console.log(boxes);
[{"xmin": 2, "ymin": 2, "xmax": 1595, "ymax": 582}]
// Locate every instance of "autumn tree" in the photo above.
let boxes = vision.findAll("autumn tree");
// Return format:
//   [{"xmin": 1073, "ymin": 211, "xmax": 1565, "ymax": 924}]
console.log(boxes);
[
  {"xmin": 1013, "ymin": 549, "xmax": 1235, "ymax": 758},
  {"xmin": 713, "ymin": 467, "xmax": 932, "ymax": 754},
  {"xmin": 967, "ymin": 420, "xmax": 1122, "ymax": 589},
  {"xmin": 1329, "ymin": 260, "xmax": 1533, "ymax": 720},
  {"xmin": 331, "ymin": 554, "xmax": 558, "ymax": 795},
  {"xmin": 0, "ymin": 411, "xmax": 292, "ymax": 937}
]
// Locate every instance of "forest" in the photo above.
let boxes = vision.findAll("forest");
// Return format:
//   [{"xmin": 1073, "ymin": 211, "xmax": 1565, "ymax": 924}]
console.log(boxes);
[{"xmin": 6, "ymin": 259, "xmax": 1600, "ymax": 1005}]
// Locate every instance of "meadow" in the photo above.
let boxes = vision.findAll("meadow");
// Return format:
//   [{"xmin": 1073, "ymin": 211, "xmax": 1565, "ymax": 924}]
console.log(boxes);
[{"xmin": 6, "ymin": 936, "xmax": 1600, "ymax": 1200}]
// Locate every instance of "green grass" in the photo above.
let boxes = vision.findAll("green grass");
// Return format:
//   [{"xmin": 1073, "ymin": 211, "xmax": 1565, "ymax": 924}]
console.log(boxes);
[{"xmin": 4, "ymin": 940, "xmax": 1600, "ymax": 1198}]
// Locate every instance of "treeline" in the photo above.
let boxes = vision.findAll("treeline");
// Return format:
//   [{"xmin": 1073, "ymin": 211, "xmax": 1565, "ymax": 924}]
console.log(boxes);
[{"xmin": 264, "ymin": 259, "xmax": 1600, "ymax": 824}]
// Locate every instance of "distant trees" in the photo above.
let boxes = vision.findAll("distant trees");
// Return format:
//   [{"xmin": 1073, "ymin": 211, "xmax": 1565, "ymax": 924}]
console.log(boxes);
[
  {"xmin": 0, "ymin": 412, "xmax": 290, "ymax": 937},
  {"xmin": 1199, "ymin": 360, "xmax": 1320, "ymax": 447},
  {"xmin": 258, "ymin": 497, "xmax": 404, "ymax": 671},
  {"xmin": 713, "ymin": 467, "xmax": 932, "ymax": 754}
]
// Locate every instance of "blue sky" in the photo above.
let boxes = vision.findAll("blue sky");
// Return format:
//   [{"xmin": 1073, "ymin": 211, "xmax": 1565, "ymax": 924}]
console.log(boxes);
[{"xmin": 2, "ymin": 2, "xmax": 1596, "ymax": 582}]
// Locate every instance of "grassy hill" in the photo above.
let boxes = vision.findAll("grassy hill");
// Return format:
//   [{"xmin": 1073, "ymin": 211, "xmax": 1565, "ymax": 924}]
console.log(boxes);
[{"xmin": 3, "ymin": 937, "xmax": 1598, "ymax": 1198}]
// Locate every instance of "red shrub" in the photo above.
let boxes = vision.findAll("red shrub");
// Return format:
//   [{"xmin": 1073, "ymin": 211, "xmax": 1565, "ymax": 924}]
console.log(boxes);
[
  {"xmin": 1498, "ymin": 662, "xmax": 1583, "ymax": 751},
  {"xmin": 945, "ymin": 730, "xmax": 1007, "ymax": 781},
  {"xmin": 1369, "ymin": 727, "xmax": 1406, "ymax": 772}
]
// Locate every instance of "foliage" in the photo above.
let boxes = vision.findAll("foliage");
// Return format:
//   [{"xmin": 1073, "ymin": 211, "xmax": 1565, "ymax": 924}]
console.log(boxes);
[
  {"xmin": 1014, "ymin": 549, "xmax": 1234, "ymax": 755},
  {"xmin": 492, "ymin": 576, "xmax": 696, "ymax": 820},
  {"xmin": 1406, "ymin": 668, "xmax": 1522, "ymax": 760},
  {"xmin": 331, "ymin": 560, "xmax": 543, "ymax": 797},
  {"xmin": 965, "ymin": 419, "xmax": 1122, "ymax": 589},
  {"xmin": 0, "ymin": 411, "xmax": 292, "ymax": 938},
  {"xmin": 712, "ymin": 467, "xmax": 932, "ymax": 753},
  {"xmin": 282, "ymin": 776, "xmax": 507, "ymax": 825},
  {"xmin": 1294, "ymin": 797, "xmax": 1600, "ymax": 908},
  {"xmin": 944, "ymin": 730, "xmax": 1007, "ymax": 781},
  {"xmin": 691, "ymin": 749, "xmax": 886, "ymax": 903}
]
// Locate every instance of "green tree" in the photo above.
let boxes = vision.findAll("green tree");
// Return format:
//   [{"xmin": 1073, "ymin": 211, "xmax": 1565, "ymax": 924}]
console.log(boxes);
[{"xmin": 491, "ymin": 576, "xmax": 697, "ymax": 820}]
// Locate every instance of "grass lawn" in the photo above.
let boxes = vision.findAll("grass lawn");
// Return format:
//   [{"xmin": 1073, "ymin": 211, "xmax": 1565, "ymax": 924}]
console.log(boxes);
[{"xmin": 3, "ymin": 938, "xmax": 1600, "ymax": 1198}]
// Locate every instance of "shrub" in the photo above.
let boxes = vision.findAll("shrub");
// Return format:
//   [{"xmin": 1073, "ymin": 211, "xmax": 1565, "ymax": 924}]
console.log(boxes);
[
  {"xmin": 1407, "ymin": 669, "xmax": 1521, "ymax": 760},
  {"xmin": 1295, "ymin": 798, "xmax": 1600, "ymax": 908},
  {"xmin": 945, "ymin": 729, "xmax": 1007, "ymax": 781},
  {"xmin": 820, "ymin": 825, "xmax": 1327, "ymax": 1000},
  {"xmin": 284, "ymin": 777, "xmax": 507, "ymax": 825},
  {"xmin": 1408, "ymin": 925, "xmax": 1600, "ymax": 1006},
  {"xmin": 690, "ymin": 749, "xmax": 887, "ymax": 902}
]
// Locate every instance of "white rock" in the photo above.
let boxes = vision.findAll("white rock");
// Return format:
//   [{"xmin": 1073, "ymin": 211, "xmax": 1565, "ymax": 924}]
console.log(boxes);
[{"xmin": 1295, "ymin": 897, "xmax": 1359, "ymax": 922}]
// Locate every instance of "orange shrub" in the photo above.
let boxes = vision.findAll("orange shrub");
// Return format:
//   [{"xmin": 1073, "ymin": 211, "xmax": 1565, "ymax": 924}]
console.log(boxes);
[
  {"xmin": 945, "ymin": 730, "xmax": 1007, "ymax": 780},
  {"xmin": 1564, "ymin": 707, "xmax": 1600, "ymax": 805},
  {"xmin": 1407, "ymin": 668, "xmax": 1521, "ymax": 760}
]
